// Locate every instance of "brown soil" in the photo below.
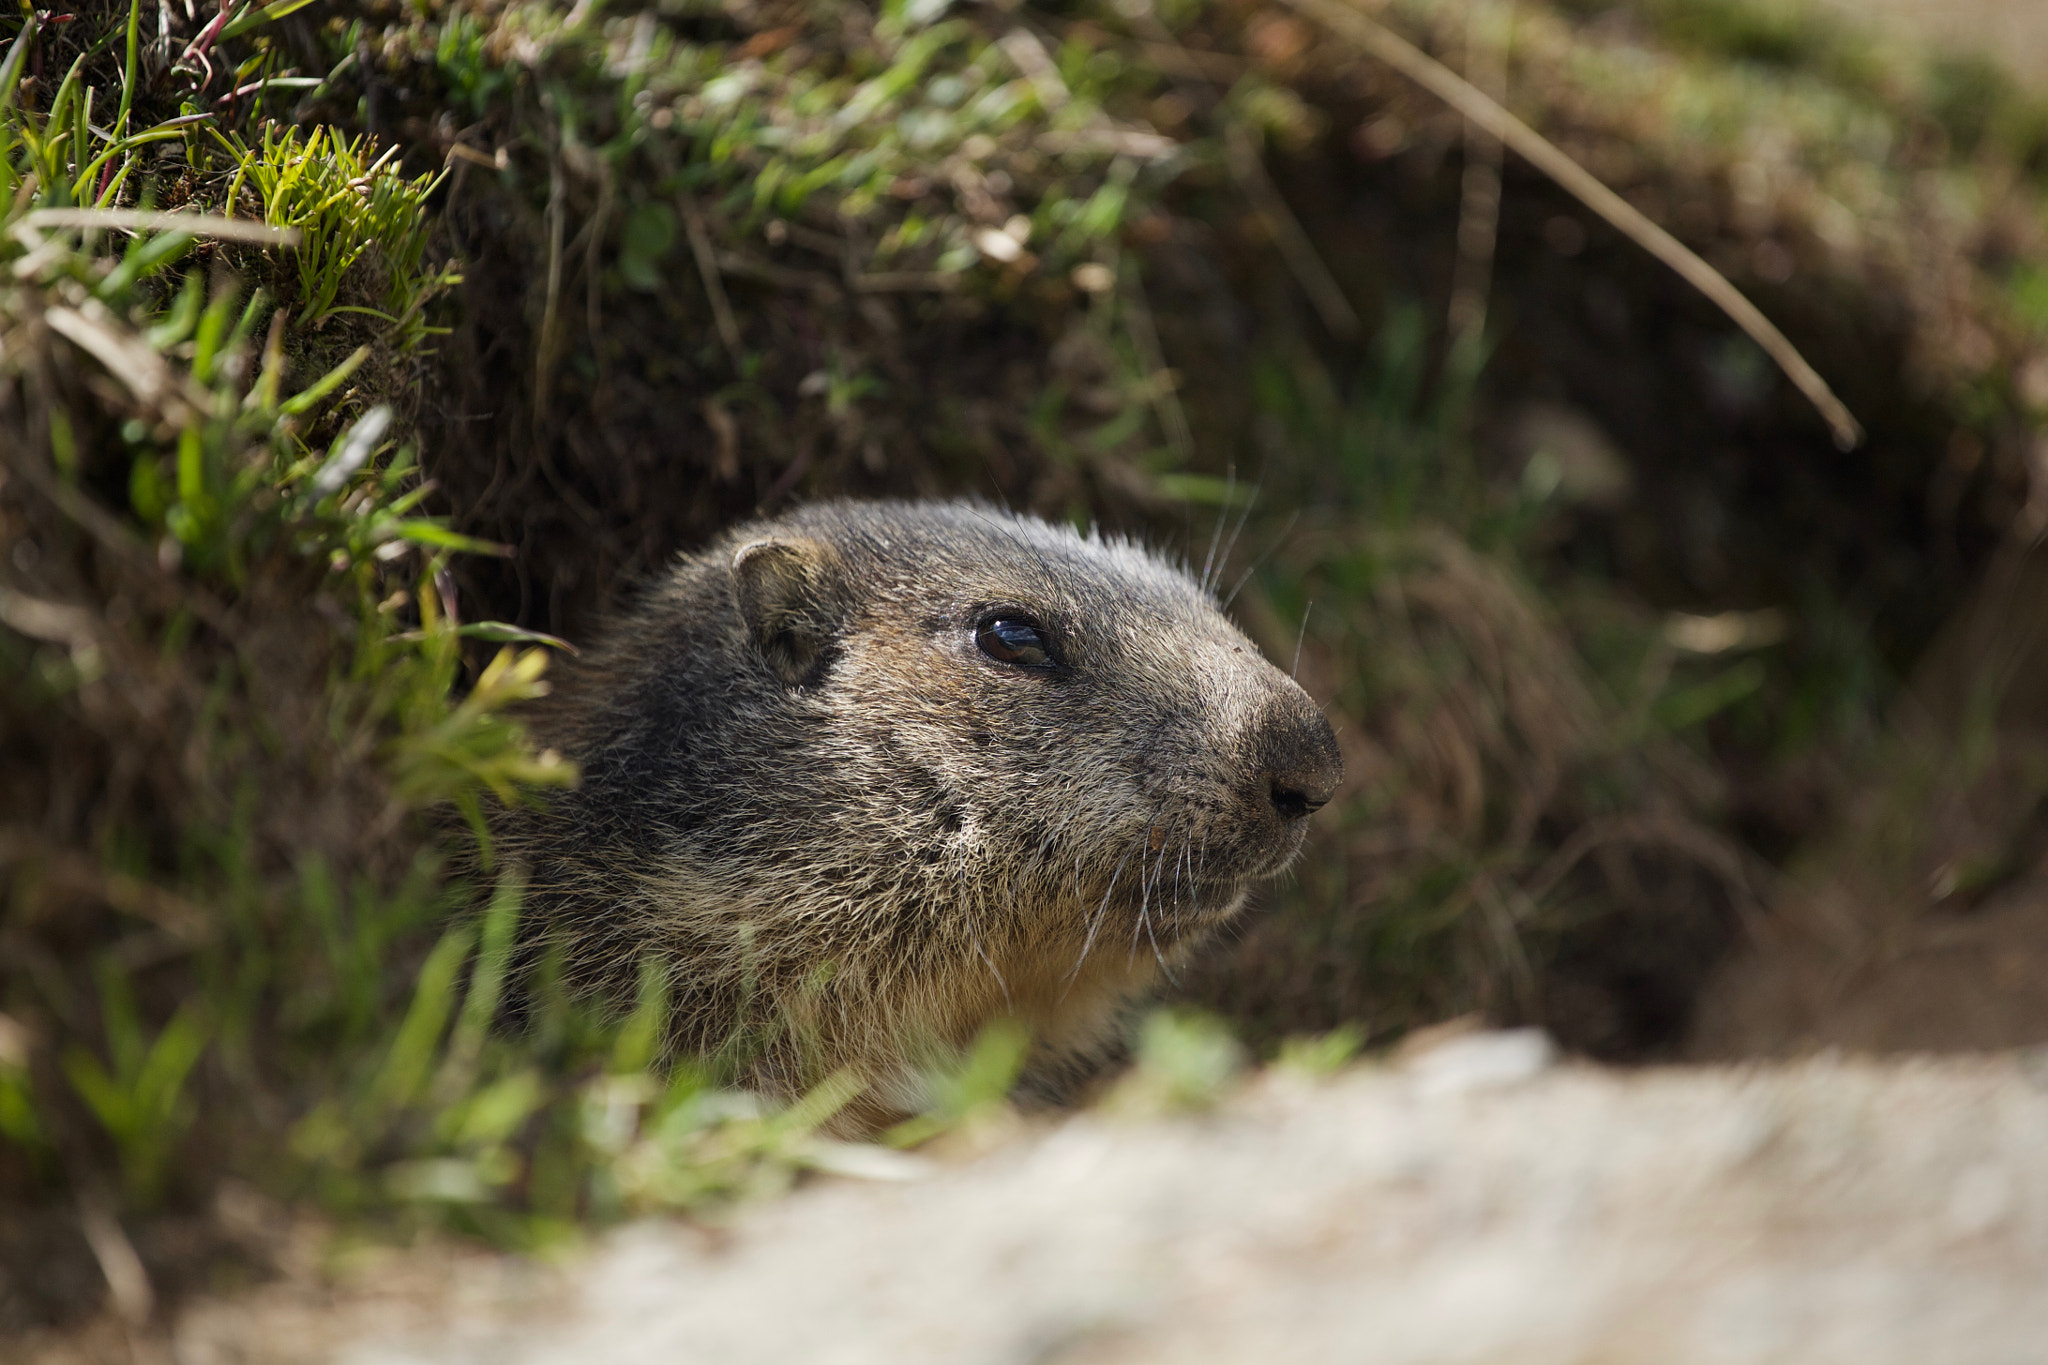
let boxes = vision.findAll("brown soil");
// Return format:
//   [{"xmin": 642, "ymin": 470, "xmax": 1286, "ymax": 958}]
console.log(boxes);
[
  {"xmin": 1698, "ymin": 881, "xmax": 2048, "ymax": 1057},
  {"xmin": 1695, "ymin": 521, "xmax": 2048, "ymax": 1059}
]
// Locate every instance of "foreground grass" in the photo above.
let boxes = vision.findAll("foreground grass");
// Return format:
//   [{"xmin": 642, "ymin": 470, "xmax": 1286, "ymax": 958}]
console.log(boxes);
[
  {"xmin": 0, "ymin": 2, "xmax": 953, "ymax": 1294},
  {"xmin": 0, "ymin": 0, "xmax": 1250, "ymax": 1302}
]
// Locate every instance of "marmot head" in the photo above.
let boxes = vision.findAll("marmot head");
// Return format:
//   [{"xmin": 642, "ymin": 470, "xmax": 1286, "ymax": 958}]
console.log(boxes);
[
  {"xmin": 716, "ymin": 501, "xmax": 1341, "ymax": 962},
  {"xmin": 523, "ymin": 499, "xmax": 1341, "ymax": 1103}
]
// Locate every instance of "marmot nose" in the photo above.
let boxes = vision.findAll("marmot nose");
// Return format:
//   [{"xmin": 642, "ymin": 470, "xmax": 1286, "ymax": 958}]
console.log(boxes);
[{"xmin": 1259, "ymin": 702, "xmax": 1343, "ymax": 823}]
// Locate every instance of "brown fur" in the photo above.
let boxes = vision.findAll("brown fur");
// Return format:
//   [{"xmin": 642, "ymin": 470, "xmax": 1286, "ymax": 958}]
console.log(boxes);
[{"xmin": 499, "ymin": 500, "xmax": 1340, "ymax": 1121}]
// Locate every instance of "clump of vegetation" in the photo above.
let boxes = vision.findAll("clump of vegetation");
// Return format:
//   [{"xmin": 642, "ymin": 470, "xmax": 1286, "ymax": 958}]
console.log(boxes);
[{"xmin": 0, "ymin": 0, "xmax": 986, "ymax": 1334}]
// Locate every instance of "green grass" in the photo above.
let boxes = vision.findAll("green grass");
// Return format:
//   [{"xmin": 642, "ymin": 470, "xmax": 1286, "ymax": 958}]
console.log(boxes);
[
  {"xmin": 0, "ymin": 0, "xmax": 952, "ymax": 1264},
  {"xmin": 220, "ymin": 121, "xmax": 454, "ymax": 345}
]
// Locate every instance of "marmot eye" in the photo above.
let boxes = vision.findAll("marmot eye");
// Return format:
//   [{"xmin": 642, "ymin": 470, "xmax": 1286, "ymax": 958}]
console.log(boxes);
[{"xmin": 976, "ymin": 617, "xmax": 1055, "ymax": 669}]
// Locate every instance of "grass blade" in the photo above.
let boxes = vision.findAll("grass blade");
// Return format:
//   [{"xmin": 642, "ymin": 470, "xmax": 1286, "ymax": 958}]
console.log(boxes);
[
  {"xmin": 281, "ymin": 343, "xmax": 369, "ymax": 415},
  {"xmin": 115, "ymin": 0, "xmax": 141, "ymax": 136},
  {"xmin": 0, "ymin": 13, "xmax": 38, "ymax": 117},
  {"xmin": 1278, "ymin": 0, "xmax": 1863, "ymax": 450}
]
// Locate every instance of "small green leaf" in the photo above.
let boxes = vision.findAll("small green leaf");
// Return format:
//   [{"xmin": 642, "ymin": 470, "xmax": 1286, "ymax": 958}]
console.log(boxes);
[
  {"xmin": 282, "ymin": 344, "xmax": 370, "ymax": 416},
  {"xmin": 96, "ymin": 230, "xmax": 196, "ymax": 300},
  {"xmin": 0, "ymin": 15, "xmax": 41, "ymax": 118},
  {"xmin": 454, "ymin": 622, "xmax": 578, "ymax": 653},
  {"xmin": 1656, "ymin": 658, "xmax": 1769, "ymax": 731},
  {"xmin": 392, "ymin": 521, "xmax": 514, "ymax": 556},
  {"xmin": 617, "ymin": 203, "xmax": 678, "ymax": 292},
  {"xmin": 367, "ymin": 924, "xmax": 476, "ymax": 1116},
  {"xmin": 1152, "ymin": 473, "xmax": 1253, "ymax": 507}
]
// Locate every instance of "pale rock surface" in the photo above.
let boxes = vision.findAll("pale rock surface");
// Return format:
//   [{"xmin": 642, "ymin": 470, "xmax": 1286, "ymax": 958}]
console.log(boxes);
[{"xmin": 169, "ymin": 1042, "xmax": 2048, "ymax": 1365}]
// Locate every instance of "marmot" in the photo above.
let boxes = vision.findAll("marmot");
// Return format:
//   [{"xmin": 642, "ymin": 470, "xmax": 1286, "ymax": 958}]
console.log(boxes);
[{"xmin": 505, "ymin": 500, "xmax": 1340, "ymax": 1119}]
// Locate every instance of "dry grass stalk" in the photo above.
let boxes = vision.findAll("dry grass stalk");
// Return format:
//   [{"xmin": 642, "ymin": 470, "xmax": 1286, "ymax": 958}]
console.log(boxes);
[
  {"xmin": 21, "ymin": 208, "xmax": 300, "ymax": 246},
  {"xmin": 1447, "ymin": 0, "xmax": 1508, "ymax": 342},
  {"xmin": 1279, "ymin": 0, "xmax": 1865, "ymax": 449}
]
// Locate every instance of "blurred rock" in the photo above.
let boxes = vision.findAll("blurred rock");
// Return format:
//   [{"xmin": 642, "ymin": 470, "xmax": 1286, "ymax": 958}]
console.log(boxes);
[
  {"xmin": 164, "ymin": 1056, "xmax": 2048, "ymax": 1365},
  {"xmin": 1404, "ymin": 1027, "xmax": 1557, "ymax": 1097}
]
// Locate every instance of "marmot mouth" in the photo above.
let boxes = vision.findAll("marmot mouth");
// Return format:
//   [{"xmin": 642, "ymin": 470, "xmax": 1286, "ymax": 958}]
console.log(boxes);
[
  {"xmin": 1084, "ymin": 876, "xmax": 1253, "ymax": 930},
  {"xmin": 1074, "ymin": 836, "xmax": 1292, "ymax": 902},
  {"xmin": 1105, "ymin": 819, "xmax": 1309, "ymax": 879}
]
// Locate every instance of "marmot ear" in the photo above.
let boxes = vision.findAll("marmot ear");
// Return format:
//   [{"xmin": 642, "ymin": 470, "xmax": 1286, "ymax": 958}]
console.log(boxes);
[{"xmin": 730, "ymin": 537, "xmax": 846, "ymax": 688}]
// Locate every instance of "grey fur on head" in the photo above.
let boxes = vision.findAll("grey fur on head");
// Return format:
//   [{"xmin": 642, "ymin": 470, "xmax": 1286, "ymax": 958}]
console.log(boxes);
[{"xmin": 501, "ymin": 499, "xmax": 1341, "ymax": 1123}]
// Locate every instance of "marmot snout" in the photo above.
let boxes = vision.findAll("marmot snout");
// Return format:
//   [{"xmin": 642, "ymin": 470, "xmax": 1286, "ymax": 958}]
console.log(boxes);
[{"xmin": 504, "ymin": 499, "xmax": 1340, "ymax": 1117}]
